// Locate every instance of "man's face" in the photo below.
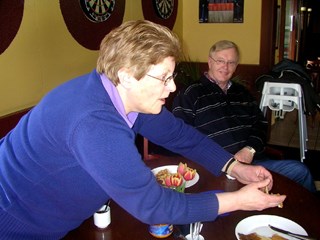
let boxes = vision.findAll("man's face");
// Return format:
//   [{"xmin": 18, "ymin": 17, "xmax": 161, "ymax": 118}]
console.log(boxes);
[{"xmin": 208, "ymin": 48, "xmax": 238, "ymax": 83}]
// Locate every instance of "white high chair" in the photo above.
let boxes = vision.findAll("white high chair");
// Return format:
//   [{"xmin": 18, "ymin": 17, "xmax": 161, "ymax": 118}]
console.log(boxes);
[{"xmin": 259, "ymin": 82, "xmax": 308, "ymax": 162}]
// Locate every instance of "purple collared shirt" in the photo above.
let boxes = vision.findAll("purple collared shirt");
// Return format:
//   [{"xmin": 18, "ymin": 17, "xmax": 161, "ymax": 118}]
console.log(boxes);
[
  {"xmin": 100, "ymin": 74, "xmax": 138, "ymax": 128},
  {"xmin": 204, "ymin": 72, "xmax": 232, "ymax": 94}
]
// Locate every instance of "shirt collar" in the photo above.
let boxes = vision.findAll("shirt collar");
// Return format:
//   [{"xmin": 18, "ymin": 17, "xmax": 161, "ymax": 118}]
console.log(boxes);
[
  {"xmin": 204, "ymin": 72, "xmax": 232, "ymax": 93},
  {"xmin": 100, "ymin": 73, "xmax": 138, "ymax": 128}
]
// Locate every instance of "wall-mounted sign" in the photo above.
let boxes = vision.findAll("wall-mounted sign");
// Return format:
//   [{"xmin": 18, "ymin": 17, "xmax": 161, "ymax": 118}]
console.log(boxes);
[{"xmin": 199, "ymin": 0, "xmax": 244, "ymax": 23}]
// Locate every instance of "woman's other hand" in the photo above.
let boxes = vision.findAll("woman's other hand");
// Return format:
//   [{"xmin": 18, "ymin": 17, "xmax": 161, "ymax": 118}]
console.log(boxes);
[{"xmin": 216, "ymin": 178, "xmax": 286, "ymax": 214}]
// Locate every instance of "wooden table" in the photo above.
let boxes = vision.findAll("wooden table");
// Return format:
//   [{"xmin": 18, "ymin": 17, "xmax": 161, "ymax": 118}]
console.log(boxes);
[{"xmin": 63, "ymin": 156, "xmax": 320, "ymax": 240}]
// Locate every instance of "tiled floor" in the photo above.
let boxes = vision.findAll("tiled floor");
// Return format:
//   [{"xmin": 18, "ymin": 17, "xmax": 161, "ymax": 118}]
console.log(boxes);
[
  {"xmin": 267, "ymin": 110, "xmax": 320, "ymax": 187},
  {"xmin": 268, "ymin": 110, "xmax": 320, "ymax": 151}
]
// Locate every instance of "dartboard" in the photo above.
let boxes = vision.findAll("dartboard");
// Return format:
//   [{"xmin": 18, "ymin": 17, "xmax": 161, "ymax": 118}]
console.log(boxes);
[
  {"xmin": 60, "ymin": 0, "xmax": 125, "ymax": 50},
  {"xmin": 153, "ymin": 0, "xmax": 174, "ymax": 19},
  {"xmin": 80, "ymin": 0, "xmax": 115, "ymax": 23},
  {"xmin": 142, "ymin": 0, "xmax": 177, "ymax": 30}
]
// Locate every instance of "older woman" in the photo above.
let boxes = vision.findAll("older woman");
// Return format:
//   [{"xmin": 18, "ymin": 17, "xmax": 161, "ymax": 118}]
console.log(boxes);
[{"xmin": 0, "ymin": 20, "xmax": 285, "ymax": 239}]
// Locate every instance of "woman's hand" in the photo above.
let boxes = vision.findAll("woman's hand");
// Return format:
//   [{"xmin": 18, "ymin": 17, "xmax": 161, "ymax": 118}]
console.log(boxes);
[
  {"xmin": 235, "ymin": 179, "xmax": 286, "ymax": 211},
  {"xmin": 216, "ymin": 179, "xmax": 286, "ymax": 214}
]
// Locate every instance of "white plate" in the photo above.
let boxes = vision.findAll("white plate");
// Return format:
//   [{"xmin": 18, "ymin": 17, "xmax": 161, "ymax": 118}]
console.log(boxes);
[
  {"xmin": 235, "ymin": 215, "xmax": 308, "ymax": 240},
  {"xmin": 151, "ymin": 165, "xmax": 199, "ymax": 188}
]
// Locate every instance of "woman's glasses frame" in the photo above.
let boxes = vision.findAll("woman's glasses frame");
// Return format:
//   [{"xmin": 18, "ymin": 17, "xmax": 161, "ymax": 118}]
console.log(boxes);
[{"xmin": 146, "ymin": 72, "xmax": 178, "ymax": 86}]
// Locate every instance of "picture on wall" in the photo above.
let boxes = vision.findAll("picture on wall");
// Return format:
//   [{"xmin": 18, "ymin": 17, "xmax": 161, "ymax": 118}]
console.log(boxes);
[{"xmin": 199, "ymin": 0, "xmax": 244, "ymax": 23}]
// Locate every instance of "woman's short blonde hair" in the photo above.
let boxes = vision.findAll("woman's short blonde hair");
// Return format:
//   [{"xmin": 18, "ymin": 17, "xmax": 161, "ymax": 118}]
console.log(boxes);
[
  {"xmin": 97, "ymin": 20, "xmax": 182, "ymax": 85},
  {"xmin": 209, "ymin": 40, "xmax": 240, "ymax": 62}
]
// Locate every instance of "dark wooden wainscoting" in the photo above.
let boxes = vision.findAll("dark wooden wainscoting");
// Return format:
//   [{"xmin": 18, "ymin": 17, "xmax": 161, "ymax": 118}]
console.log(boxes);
[{"xmin": 0, "ymin": 108, "xmax": 31, "ymax": 138}]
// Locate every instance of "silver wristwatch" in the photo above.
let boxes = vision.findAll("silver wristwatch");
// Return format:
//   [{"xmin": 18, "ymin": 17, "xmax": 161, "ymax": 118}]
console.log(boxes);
[{"xmin": 245, "ymin": 146, "xmax": 256, "ymax": 155}]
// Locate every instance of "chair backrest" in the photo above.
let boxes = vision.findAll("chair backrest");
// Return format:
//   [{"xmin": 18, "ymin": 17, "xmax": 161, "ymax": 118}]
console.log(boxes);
[
  {"xmin": 259, "ymin": 82, "xmax": 303, "ymax": 113},
  {"xmin": 256, "ymin": 68, "xmax": 320, "ymax": 116},
  {"xmin": 143, "ymin": 138, "xmax": 161, "ymax": 160},
  {"xmin": 261, "ymin": 82, "xmax": 302, "ymax": 97}
]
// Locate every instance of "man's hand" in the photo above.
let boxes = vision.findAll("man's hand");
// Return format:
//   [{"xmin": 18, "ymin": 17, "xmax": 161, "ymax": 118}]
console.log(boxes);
[
  {"xmin": 229, "ymin": 161, "xmax": 273, "ymax": 190},
  {"xmin": 234, "ymin": 147, "xmax": 254, "ymax": 164}
]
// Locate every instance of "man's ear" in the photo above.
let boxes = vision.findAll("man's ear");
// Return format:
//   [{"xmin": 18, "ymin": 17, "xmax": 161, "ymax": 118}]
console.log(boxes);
[{"xmin": 117, "ymin": 68, "xmax": 135, "ymax": 89}]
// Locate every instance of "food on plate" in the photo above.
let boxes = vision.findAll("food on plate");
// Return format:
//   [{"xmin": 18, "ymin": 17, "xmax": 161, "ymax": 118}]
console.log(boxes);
[
  {"xmin": 271, "ymin": 234, "xmax": 288, "ymax": 240},
  {"xmin": 177, "ymin": 162, "xmax": 197, "ymax": 181},
  {"xmin": 154, "ymin": 168, "xmax": 185, "ymax": 191},
  {"xmin": 155, "ymin": 170, "xmax": 184, "ymax": 188},
  {"xmin": 155, "ymin": 169, "xmax": 171, "ymax": 185},
  {"xmin": 263, "ymin": 186, "xmax": 284, "ymax": 208},
  {"xmin": 155, "ymin": 163, "xmax": 197, "ymax": 186},
  {"xmin": 238, "ymin": 232, "xmax": 288, "ymax": 240},
  {"xmin": 164, "ymin": 173, "xmax": 184, "ymax": 188}
]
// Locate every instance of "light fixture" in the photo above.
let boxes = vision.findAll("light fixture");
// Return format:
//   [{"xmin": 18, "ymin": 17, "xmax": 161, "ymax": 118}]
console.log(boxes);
[{"xmin": 300, "ymin": 6, "xmax": 307, "ymax": 11}]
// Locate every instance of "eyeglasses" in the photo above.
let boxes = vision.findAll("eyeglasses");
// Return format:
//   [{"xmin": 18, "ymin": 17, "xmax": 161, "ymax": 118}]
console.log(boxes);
[
  {"xmin": 209, "ymin": 56, "xmax": 237, "ymax": 67},
  {"xmin": 146, "ymin": 72, "xmax": 178, "ymax": 86}
]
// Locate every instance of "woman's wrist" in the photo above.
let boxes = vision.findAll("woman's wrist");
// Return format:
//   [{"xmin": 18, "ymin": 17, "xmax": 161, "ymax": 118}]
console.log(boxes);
[
  {"xmin": 216, "ymin": 191, "xmax": 240, "ymax": 214},
  {"xmin": 222, "ymin": 157, "xmax": 239, "ymax": 176}
]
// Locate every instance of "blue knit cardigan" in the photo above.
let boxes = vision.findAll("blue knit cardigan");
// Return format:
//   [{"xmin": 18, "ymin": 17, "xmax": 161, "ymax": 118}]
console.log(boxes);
[{"xmin": 0, "ymin": 70, "xmax": 232, "ymax": 239}]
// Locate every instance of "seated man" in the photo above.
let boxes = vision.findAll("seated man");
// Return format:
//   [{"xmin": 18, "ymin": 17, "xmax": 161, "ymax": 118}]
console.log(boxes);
[{"xmin": 172, "ymin": 40, "xmax": 316, "ymax": 192}]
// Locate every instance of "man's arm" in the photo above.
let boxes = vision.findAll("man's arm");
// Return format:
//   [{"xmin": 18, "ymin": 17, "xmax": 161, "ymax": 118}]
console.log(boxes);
[
  {"xmin": 172, "ymin": 86, "xmax": 197, "ymax": 126},
  {"xmin": 244, "ymin": 93, "xmax": 269, "ymax": 154}
]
